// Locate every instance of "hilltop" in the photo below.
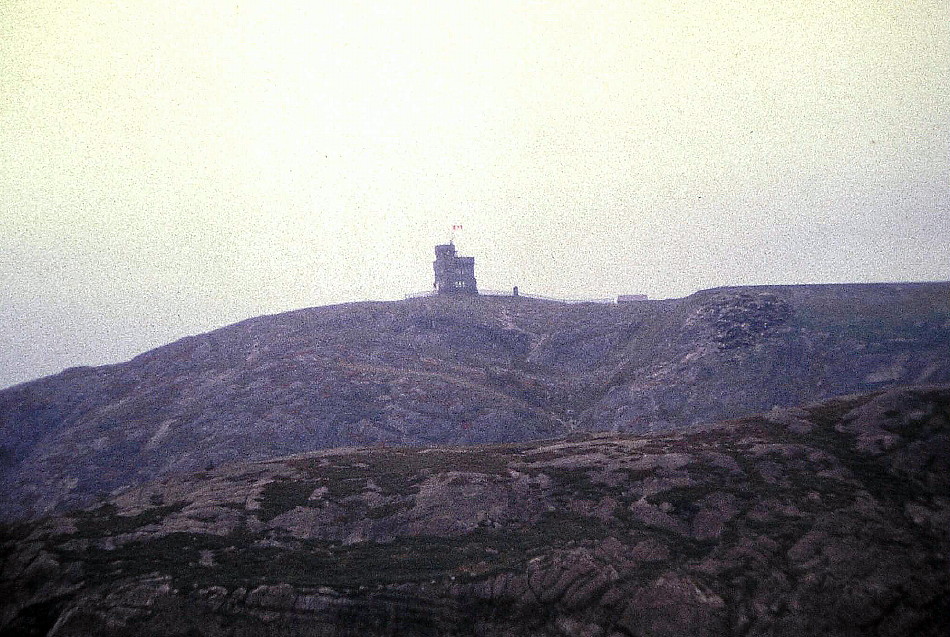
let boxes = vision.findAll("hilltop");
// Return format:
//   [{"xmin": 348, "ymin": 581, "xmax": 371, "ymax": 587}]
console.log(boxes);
[
  {"xmin": 1, "ymin": 281, "xmax": 949, "ymax": 520},
  {"xmin": 2, "ymin": 384, "xmax": 948, "ymax": 636}
]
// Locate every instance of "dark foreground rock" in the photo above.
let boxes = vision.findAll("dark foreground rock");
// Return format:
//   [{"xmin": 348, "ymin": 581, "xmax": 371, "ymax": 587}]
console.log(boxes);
[
  {"xmin": 2, "ymin": 384, "xmax": 949, "ymax": 636},
  {"xmin": 2, "ymin": 282, "xmax": 949, "ymax": 520}
]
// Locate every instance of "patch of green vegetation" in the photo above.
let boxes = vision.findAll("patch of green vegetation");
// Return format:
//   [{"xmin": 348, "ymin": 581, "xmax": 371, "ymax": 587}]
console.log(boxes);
[
  {"xmin": 788, "ymin": 473, "xmax": 857, "ymax": 512},
  {"xmin": 646, "ymin": 485, "xmax": 717, "ymax": 509},
  {"xmin": 0, "ymin": 596, "xmax": 66, "ymax": 637},
  {"xmin": 57, "ymin": 531, "xmax": 237, "ymax": 586},
  {"xmin": 545, "ymin": 468, "xmax": 610, "ymax": 500},
  {"xmin": 258, "ymin": 479, "xmax": 317, "ymax": 522},
  {"xmin": 612, "ymin": 506, "xmax": 709, "ymax": 561},
  {"xmin": 0, "ymin": 520, "xmax": 31, "ymax": 545},
  {"xmin": 365, "ymin": 502, "xmax": 409, "ymax": 520},
  {"xmin": 729, "ymin": 450, "xmax": 798, "ymax": 493},
  {"xmin": 314, "ymin": 465, "xmax": 375, "ymax": 499},
  {"xmin": 57, "ymin": 501, "xmax": 627, "ymax": 593},
  {"xmin": 618, "ymin": 467, "xmax": 659, "ymax": 484},
  {"xmin": 71, "ymin": 502, "xmax": 186, "ymax": 538},
  {"xmin": 292, "ymin": 448, "xmax": 513, "ymax": 499},
  {"xmin": 487, "ymin": 440, "xmax": 541, "ymax": 454},
  {"xmin": 533, "ymin": 509, "xmax": 611, "ymax": 545},
  {"xmin": 522, "ymin": 449, "xmax": 573, "ymax": 463},
  {"xmin": 786, "ymin": 397, "xmax": 940, "ymax": 510},
  {"xmin": 732, "ymin": 510, "xmax": 812, "ymax": 552},
  {"xmin": 803, "ymin": 393, "xmax": 879, "ymax": 432}
]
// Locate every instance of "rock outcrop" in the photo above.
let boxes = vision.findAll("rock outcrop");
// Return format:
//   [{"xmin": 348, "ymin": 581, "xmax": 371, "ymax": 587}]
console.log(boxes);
[{"xmin": 2, "ymin": 385, "xmax": 949, "ymax": 636}]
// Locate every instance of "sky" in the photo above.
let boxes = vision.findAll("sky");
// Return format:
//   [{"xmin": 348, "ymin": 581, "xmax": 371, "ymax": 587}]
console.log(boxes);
[{"xmin": 1, "ymin": 0, "xmax": 948, "ymax": 389}]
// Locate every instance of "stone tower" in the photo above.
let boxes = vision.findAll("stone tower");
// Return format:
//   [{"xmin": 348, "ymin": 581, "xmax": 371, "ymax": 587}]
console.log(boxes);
[{"xmin": 433, "ymin": 242, "xmax": 478, "ymax": 295}]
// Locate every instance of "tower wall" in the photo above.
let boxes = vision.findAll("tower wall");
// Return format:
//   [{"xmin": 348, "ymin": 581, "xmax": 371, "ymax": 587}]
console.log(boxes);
[{"xmin": 433, "ymin": 244, "xmax": 478, "ymax": 295}]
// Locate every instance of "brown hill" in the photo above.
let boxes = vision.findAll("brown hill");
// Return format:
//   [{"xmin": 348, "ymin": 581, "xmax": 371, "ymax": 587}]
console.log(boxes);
[
  {"xmin": 2, "ymin": 384, "xmax": 948, "ymax": 636},
  {"xmin": 2, "ymin": 282, "xmax": 949, "ymax": 520}
]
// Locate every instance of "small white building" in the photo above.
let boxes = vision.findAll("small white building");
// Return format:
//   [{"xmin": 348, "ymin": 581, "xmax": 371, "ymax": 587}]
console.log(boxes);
[{"xmin": 617, "ymin": 294, "xmax": 649, "ymax": 303}]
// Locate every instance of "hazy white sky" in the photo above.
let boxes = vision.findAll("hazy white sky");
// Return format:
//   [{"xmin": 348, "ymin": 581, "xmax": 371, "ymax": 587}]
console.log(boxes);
[{"xmin": 2, "ymin": 0, "xmax": 948, "ymax": 388}]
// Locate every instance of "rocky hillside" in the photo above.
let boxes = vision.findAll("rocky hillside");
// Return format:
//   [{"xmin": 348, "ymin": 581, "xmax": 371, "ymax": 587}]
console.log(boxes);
[
  {"xmin": 2, "ymin": 282, "xmax": 949, "ymax": 520},
  {"xmin": 2, "ymin": 385, "xmax": 948, "ymax": 636}
]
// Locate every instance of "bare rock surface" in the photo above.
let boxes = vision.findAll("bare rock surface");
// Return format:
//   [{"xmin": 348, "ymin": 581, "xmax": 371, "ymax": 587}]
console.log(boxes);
[{"xmin": 2, "ymin": 384, "xmax": 949, "ymax": 636}]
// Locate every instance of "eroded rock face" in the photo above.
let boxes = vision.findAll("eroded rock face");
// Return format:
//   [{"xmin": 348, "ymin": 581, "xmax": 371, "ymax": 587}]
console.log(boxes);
[
  {"xmin": 2, "ymin": 385, "xmax": 949, "ymax": 636},
  {"xmin": 584, "ymin": 283, "xmax": 950, "ymax": 435},
  {"xmin": 683, "ymin": 290, "xmax": 793, "ymax": 349}
]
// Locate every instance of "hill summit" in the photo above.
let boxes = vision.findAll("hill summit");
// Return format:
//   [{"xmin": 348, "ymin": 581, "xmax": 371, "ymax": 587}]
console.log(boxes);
[{"xmin": 1, "ymin": 282, "xmax": 949, "ymax": 520}]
